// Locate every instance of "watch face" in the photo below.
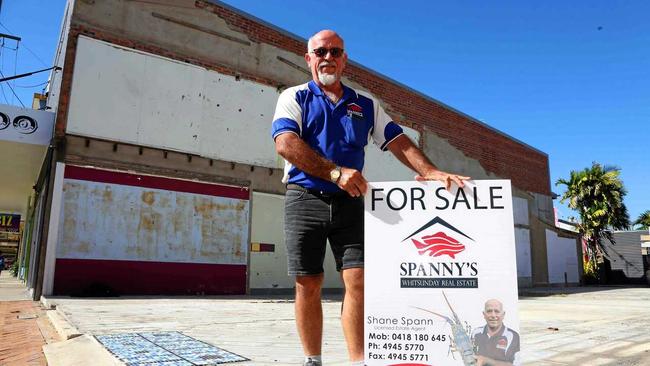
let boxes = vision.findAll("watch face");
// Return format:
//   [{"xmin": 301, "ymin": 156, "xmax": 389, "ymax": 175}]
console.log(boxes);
[{"xmin": 330, "ymin": 169, "xmax": 341, "ymax": 182}]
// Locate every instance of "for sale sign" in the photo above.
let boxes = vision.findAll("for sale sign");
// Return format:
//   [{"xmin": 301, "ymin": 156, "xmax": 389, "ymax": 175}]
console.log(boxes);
[{"xmin": 365, "ymin": 180, "xmax": 521, "ymax": 366}]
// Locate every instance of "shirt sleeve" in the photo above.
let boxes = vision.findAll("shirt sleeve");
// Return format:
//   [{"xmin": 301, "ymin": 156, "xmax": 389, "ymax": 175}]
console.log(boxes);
[
  {"xmin": 271, "ymin": 88, "xmax": 302, "ymax": 140},
  {"xmin": 507, "ymin": 329, "xmax": 521, "ymax": 365},
  {"xmin": 370, "ymin": 99, "xmax": 403, "ymax": 151}
]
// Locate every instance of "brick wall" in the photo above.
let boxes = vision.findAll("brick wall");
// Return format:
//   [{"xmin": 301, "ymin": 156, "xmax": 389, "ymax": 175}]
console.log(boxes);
[{"xmin": 57, "ymin": 0, "xmax": 551, "ymax": 196}]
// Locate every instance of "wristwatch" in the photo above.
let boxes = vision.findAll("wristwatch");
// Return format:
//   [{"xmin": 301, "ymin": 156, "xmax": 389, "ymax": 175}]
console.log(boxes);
[{"xmin": 329, "ymin": 166, "xmax": 342, "ymax": 183}]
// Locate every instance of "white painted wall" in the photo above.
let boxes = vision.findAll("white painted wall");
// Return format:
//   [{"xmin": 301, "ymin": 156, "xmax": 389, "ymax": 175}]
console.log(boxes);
[
  {"xmin": 57, "ymin": 177, "xmax": 249, "ymax": 265},
  {"xmin": 67, "ymin": 36, "xmax": 280, "ymax": 168},
  {"xmin": 545, "ymin": 229, "xmax": 579, "ymax": 284},
  {"xmin": 67, "ymin": 36, "xmax": 422, "ymax": 182},
  {"xmin": 364, "ymin": 127, "xmax": 420, "ymax": 182},
  {"xmin": 250, "ymin": 192, "xmax": 342, "ymax": 290},
  {"xmin": 42, "ymin": 162, "xmax": 65, "ymax": 296},
  {"xmin": 249, "ymin": 192, "xmax": 288, "ymax": 289},
  {"xmin": 515, "ymin": 228, "xmax": 532, "ymax": 278},
  {"xmin": 512, "ymin": 197, "xmax": 529, "ymax": 226},
  {"xmin": 511, "ymin": 197, "xmax": 532, "ymax": 283}
]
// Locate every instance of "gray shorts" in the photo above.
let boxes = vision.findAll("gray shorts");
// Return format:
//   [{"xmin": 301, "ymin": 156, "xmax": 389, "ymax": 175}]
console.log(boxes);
[{"xmin": 284, "ymin": 186, "xmax": 364, "ymax": 276}]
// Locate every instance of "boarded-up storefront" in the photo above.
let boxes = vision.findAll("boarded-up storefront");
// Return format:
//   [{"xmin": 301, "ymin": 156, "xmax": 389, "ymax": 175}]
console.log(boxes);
[{"xmin": 54, "ymin": 165, "xmax": 250, "ymax": 295}]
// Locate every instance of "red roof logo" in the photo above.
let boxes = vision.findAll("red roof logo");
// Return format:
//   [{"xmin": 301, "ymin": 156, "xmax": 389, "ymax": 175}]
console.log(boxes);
[
  {"xmin": 347, "ymin": 103, "xmax": 364, "ymax": 118},
  {"xmin": 347, "ymin": 103, "xmax": 362, "ymax": 112},
  {"xmin": 402, "ymin": 216, "xmax": 474, "ymax": 259},
  {"xmin": 411, "ymin": 231, "xmax": 466, "ymax": 258}
]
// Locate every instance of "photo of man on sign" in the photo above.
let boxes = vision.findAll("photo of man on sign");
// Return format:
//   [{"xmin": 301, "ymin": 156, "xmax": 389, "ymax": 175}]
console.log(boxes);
[{"xmin": 472, "ymin": 299, "xmax": 521, "ymax": 366}]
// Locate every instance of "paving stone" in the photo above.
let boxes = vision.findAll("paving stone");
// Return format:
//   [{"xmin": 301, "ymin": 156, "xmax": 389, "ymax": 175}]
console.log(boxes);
[
  {"xmin": 4, "ymin": 284, "xmax": 644, "ymax": 366},
  {"xmin": 38, "ymin": 287, "xmax": 650, "ymax": 365},
  {"xmin": 0, "ymin": 277, "xmax": 61, "ymax": 365},
  {"xmin": 0, "ymin": 318, "xmax": 44, "ymax": 363}
]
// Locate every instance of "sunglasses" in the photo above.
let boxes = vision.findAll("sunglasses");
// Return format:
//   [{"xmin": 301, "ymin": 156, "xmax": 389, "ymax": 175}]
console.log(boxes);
[{"xmin": 310, "ymin": 47, "xmax": 345, "ymax": 58}]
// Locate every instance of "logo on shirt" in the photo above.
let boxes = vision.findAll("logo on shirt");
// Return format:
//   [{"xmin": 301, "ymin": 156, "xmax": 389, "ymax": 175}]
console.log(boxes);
[
  {"xmin": 346, "ymin": 103, "xmax": 364, "ymax": 119},
  {"xmin": 497, "ymin": 338, "xmax": 508, "ymax": 350},
  {"xmin": 401, "ymin": 216, "xmax": 474, "ymax": 259}
]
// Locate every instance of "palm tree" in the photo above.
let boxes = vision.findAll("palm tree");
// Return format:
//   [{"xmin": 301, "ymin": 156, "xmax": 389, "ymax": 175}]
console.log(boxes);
[
  {"xmin": 634, "ymin": 210, "xmax": 650, "ymax": 230},
  {"xmin": 556, "ymin": 162, "xmax": 630, "ymax": 275}
]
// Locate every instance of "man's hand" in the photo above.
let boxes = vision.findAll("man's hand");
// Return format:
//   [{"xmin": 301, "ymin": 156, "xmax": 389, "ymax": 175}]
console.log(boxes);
[
  {"xmin": 415, "ymin": 170, "xmax": 471, "ymax": 190},
  {"xmin": 275, "ymin": 134, "xmax": 369, "ymax": 197},
  {"xmin": 337, "ymin": 167, "xmax": 368, "ymax": 197}
]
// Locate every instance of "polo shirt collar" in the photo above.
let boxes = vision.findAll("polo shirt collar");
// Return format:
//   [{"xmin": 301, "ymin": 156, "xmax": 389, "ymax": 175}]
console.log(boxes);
[
  {"xmin": 483, "ymin": 324, "xmax": 506, "ymax": 338},
  {"xmin": 308, "ymin": 80, "xmax": 323, "ymax": 95},
  {"xmin": 308, "ymin": 80, "xmax": 358, "ymax": 103}
]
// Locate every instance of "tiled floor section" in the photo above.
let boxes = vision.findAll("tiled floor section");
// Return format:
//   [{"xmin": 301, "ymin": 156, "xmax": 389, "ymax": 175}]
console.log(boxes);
[
  {"xmin": 96, "ymin": 331, "xmax": 248, "ymax": 365},
  {"xmin": 0, "ymin": 300, "xmax": 61, "ymax": 366}
]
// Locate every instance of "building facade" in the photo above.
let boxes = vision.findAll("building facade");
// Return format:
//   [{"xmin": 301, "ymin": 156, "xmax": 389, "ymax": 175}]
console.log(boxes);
[{"xmin": 22, "ymin": 0, "xmax": 576, "ymax": 298}]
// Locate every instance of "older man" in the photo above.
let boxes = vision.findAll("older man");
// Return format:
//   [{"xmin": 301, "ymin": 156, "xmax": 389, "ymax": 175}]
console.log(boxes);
[
  {"xmin": 271, "ymin": 29, "xmax": 469, "ymax": 365},
  {"xmin": 472, "ymin": 299, "xmax": 521, "ymax": 366}
]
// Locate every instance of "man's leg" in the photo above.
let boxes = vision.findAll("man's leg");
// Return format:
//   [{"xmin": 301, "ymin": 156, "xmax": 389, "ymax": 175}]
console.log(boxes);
[
  {"xmin": 284, "ymin": 189, "xmax": 329, "ymax": 362},
  {"xmin": 341, "ymin": 267, "xmax": 364, "ymax": 361},
  {"xmin": 295, "ymin": 274, "xmax": 324, "ymax": 357}
]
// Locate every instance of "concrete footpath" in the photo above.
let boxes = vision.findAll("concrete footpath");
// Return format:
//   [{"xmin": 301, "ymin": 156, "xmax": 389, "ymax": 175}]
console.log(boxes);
[
  {"xmin": 38, "ymin": 286, "xmax": 650, "ymax": 366},
  {"xmin": 2, "ymin": 270, "xmax": 648, "ymax": 366}
]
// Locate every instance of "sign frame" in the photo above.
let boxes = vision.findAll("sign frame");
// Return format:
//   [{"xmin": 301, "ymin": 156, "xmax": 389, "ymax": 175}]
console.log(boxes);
[{"xmin": 364, "ymin": 180, "xmax": 522, "ymax": 366}]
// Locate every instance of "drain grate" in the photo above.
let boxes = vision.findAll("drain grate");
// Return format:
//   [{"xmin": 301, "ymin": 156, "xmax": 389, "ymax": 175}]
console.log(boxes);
[{"xmin": 95, "ymin": 331, "xmax": 248, "ymax": 365}]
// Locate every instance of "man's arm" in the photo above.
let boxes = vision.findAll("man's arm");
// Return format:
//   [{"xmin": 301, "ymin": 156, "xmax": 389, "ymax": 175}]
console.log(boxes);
[
  {"xmin": 387, "ymin": 134, "xmax": 470, "ymax": 189},
  {"xmin": 275, "ymin": 133, "xmax": 368, "ymax": 197}
]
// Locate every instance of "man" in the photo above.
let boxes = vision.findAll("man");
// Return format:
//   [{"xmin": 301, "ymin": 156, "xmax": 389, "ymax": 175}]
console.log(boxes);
[
  {"xmin": 472, "ymin": 299, "xmax": 521, "ymax": 366},
  {"xmin": 271, "ymin": 29, "xmax": 469, "ymax": 365}
]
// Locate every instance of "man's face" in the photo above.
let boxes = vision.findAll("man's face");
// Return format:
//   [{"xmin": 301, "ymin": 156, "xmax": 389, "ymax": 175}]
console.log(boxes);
[
  {"xmin": 305, "ymin": 32, "xmax": 347, "ymax": 87},
  {"xmin": 483, "ymin": 300, "xmax": 505, "ymax": 331}
]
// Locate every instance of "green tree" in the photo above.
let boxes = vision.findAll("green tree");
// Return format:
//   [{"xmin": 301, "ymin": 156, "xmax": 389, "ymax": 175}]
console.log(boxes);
[
  {"xmin": 634, "ymin": 210, "xmax": 650, "ymax": 230},
  {"xmin": 556, "ymin": 162, "xmax": 630, "ymax": 275}
]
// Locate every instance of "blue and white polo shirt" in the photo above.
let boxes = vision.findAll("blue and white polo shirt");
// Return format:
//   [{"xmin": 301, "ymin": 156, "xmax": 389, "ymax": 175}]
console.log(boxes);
[{"xmin": 271, "ymin": 80, "xmax": 404, "ymax": 192}]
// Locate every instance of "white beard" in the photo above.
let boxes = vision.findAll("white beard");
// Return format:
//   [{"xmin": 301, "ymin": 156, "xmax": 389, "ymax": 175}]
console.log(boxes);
[{"xmin": 318, "ymin": 72, "xmax": 338, "ymax": 86}]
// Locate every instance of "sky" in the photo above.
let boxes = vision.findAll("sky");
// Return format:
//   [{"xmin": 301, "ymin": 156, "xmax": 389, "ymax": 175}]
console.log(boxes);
[{"xmin": 1, "ymin": 0, "xmax": 648, "ymax": 223}]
